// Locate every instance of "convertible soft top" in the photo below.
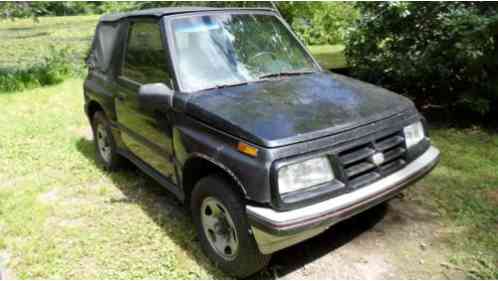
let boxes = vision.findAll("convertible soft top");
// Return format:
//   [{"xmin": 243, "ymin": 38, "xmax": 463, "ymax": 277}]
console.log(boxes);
[
  {"xmin": 99, "ymin": 7, "xmax": 276, "ymax": 22},
  {"xmin": 87, "ymin": 7, "xmax": 277, "ymax": 73}
]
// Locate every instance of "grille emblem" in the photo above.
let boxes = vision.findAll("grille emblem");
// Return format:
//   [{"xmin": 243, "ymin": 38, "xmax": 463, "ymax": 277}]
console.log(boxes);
[{"xmin": 371, "ymin": 152, "xmax": 385, "ymax": 166}]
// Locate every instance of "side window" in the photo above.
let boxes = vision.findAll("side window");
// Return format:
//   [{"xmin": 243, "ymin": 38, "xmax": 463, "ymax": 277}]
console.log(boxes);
[{"xmin": 122, "ymin": 21, "xmax": 171, "ymax": 85}]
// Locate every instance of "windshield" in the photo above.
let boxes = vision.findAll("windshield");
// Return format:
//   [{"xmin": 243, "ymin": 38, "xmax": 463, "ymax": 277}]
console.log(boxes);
[{"xmin": 169, "ymin": 13, "xmax": 318, "ymax": 92}]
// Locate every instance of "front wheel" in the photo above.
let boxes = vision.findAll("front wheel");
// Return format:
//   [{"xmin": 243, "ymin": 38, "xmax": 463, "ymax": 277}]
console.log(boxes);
[{"xmin": 191, "ymin": 175, "xmax": 270, "ymax": 278}]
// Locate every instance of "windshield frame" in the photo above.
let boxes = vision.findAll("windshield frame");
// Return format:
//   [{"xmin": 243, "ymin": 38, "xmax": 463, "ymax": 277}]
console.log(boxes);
[{"xmin": 163, "ymin": 10, "xmax": 322, "ymax": 93}]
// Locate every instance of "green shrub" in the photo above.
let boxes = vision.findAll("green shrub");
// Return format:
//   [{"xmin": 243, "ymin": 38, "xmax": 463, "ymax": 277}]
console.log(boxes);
[
  {"xmin": 346, "ymin": 2, "xmax": 498, "ymax": 116},
  {"xmin": 96, "ymin": 2, "xmax": 138, "ymax": 13},
  {"xmin": 279, "ymin": 2, "xmax": 358, "ymax": 45},
  {"xmin": 0, "ymin": 47, "xmax": 80, "ymax": 93}
]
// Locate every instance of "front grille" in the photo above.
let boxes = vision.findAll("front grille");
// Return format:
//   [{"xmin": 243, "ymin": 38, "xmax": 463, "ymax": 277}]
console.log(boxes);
[{"xmin": 338, "ymin": 131, "xmax": 407, "ymax": 189}]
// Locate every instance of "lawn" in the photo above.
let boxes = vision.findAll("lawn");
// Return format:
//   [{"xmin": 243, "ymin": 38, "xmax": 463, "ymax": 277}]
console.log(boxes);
[
  {"xmin": 0, "ymin": 79, "xmax": 497, "ymax": 279},
  {"xmin": 0, "ymin": 79, "xmax": 224, "ymax": 279},
  {"xmin": 308, "ymin": 44, "xmax": 347, "ymax": 70},
  {"xmin": 0, "ymin": 15, "xmax": 98, "ymax": 69}
]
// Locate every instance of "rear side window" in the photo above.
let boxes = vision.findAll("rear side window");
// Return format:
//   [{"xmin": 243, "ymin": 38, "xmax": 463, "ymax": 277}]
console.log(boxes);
[
  {"xmin": 122, "ymin": 21, "xmax": 171, "ymax": 85},
  {"xmin": 87, "ymin": 22, "xmax": 121, "ymax": 73}
]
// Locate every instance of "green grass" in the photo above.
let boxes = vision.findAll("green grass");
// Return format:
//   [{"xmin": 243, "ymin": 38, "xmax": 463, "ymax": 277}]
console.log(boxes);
[
  {"xmin": 0, "ymin": 79, "xmax": 496, "ymax": 279},
  {"xmin": 0, "ymin": 16, "xmax": 99, "ymax": 93},
  {"xmin": 417, "ymin": 128, "xmax": 498, "ymax": 279},
  {"xmin": 0, "ymin": 79, "xmax": 225, "ymax": 279},
  {"xmin": 308, "ymin": 44, "xmax": 347, "ymax": 70},
  {"xmin": 0, "ymin": 15, "xmax": 98, "ymax": 69}
]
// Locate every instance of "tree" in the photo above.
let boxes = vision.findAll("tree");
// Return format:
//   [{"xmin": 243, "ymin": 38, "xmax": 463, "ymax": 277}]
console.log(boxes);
[
  {"xmin": 346, "ymin": 2, "xmax": 498, "ymax": 115},
  {"xmin": 0, "ymin": 2, "xmax": 44, "ymax": 19},
  {"xmin": 0, "ymin": 2, "xmax": 104, "ymax": 19},
  {"xmin": 278, "ymin": 2, "xmax": 358, "ymax": 45}
]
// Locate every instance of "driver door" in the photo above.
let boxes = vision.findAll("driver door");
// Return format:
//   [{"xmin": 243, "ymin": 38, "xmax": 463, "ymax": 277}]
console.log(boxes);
[{"xmin": 115, "ymin": 19, "xmax": 177, "ymax": 183}]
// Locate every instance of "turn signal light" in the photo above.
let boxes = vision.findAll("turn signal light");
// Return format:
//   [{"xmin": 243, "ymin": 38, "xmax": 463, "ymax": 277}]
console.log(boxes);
[{"xmin": 237, "ymin": 142, "xmax": 258, "ymax": 157}]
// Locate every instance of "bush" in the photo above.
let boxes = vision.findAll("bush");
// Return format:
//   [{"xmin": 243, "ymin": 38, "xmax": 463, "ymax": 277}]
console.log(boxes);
[
  {"xmin": 278, "ymin": 2, "xmax": 358, "ymax": 46},
  {"xmin": 346, "ymin": 2, "xmax": 498, "ymax": 116},
  {"xmin": 0, "ymin": 47, "xmax": 80, "ymax": 93},
  {"xmin": 0, "ymin": 2, "xmax": 102, "ymax": 18},
  {"xmin": 278, "ymin": 2, "xmax": 358, "ymax": 45}
]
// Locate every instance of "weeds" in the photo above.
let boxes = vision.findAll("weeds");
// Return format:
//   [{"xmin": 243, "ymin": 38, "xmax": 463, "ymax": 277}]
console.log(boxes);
[{"xmin": 0, "ymin": 47, "xmax": 82, "ymax": 93}]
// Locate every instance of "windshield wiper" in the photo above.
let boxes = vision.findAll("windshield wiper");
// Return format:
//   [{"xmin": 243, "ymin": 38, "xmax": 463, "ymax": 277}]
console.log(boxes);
[
  {"xmin": 258, "ymin": 70, "xmax": 315, "ymax": 80},
  {"xmin": 203, "ymin": 81, "xmax": 249, "ymax": 91}
]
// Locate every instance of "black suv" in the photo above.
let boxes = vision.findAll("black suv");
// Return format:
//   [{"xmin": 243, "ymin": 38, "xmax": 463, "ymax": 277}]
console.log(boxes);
[{"xmin": 84, "ymin": 7, "xmax": 440, "ymax": 277}]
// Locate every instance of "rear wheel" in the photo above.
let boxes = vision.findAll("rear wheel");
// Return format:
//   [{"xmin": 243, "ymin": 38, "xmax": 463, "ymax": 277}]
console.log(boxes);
[
  {"xmin": 91, "ymin": 111, "xmax": 124, "ymax": 171},
  {"xmin": 191, "ymin": 175, "xmax": 271, "ymax": 278}
]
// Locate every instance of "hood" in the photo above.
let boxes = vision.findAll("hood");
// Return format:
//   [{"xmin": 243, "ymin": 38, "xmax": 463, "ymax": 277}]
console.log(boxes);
[{"xmin": 179, "ymin": 72, "xmax": 415, "ymax": 148}]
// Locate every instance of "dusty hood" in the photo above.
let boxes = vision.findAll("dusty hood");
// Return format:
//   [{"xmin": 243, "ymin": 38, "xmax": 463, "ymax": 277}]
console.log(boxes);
[{"xmin": 180, "ymin": 72, "xmax": 415, "ymax": 148}]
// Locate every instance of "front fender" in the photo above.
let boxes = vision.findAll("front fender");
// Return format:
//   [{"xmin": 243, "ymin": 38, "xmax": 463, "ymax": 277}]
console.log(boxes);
[{"xmin": 172, "ymin": 117, "xmax": 272, "ymax": 204}]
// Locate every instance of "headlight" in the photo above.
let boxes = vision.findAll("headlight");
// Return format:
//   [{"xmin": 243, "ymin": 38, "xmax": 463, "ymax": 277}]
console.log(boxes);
[
  {"xmin": 278, "ymin": 157, "xmax": 334, "ymax": 194},
  {"xmin": 403, "ymin": 121, "xmax": 425, "ymax": 148}
]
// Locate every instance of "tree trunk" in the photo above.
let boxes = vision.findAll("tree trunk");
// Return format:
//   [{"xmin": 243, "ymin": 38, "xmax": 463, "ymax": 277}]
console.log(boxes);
[
  {"xmin": 494, "ymin": 33, "xmax": 498, "ymax": 52},
  {"xmin": 492, "ymin": 33, "xmax": 498, "ymax": 75}
]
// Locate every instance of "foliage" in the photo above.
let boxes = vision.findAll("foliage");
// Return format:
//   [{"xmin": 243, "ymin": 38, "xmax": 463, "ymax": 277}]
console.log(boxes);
[
  {"xmin": 279, "ymin": 2, "xmax": 358, "ymax": 45},
  {"xmin": 96, "ymin": 2, "xmax": 138, "ymax": 13},
  {"xmin": 117, "ymin": 2, "xmax": 358, "ymax": 45},
  {"xmin": 0, "ymin": 1, "xmax": 274, "ymax": 20},
  {"xmin": 346, "ymin": 2, "xmax": 498, "ymax": 115},
  {"xmin": 0, "ymin": 15, "xmax": 96, "ymax": 69},
  {"xmin": 135, "ymin": 1, "xmax": 273, "ymax": 10},
  {"xmin": 426, "ymin": 127, "xmax": 498, "ymax": 279},
  {"xmin": 0, "ymin": 15, "xmax": 96, "ymax": 93},
  {"xmin": 0, "ymin": 2, "xmax": 100, "ymax": 18},
  {"xmin": 0, "ymin": 47, "xmax": 80, "ymax": 93},
  {"xmin": 0, "ymin": 2, "xmax": 44, "ymax": 19}
]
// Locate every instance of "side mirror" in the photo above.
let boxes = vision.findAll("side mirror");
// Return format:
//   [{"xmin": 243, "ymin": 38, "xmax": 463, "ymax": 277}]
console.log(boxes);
[{"xmin": 137, "ymin": 83, "xmax": 174, "ymax": 111}]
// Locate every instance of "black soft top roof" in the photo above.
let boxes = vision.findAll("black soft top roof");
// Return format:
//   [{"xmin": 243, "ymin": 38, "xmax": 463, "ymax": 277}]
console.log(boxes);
[
  {"xmin": 89, "ymin": 7, "xmax": 278, "ymax": 73},
  {"xmin": 99, "ymin": 7, "xmax": 277, "ymax": 22}
]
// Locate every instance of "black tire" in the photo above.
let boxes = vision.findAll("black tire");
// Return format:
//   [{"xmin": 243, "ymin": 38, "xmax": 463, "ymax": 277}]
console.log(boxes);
[
  {"xmin": 91, "ymin": 111, "xmax": 124, "ymax": 171},
  {"xmin": 191, "ymin": 175, "xmax": 271, "ymax": 278}
]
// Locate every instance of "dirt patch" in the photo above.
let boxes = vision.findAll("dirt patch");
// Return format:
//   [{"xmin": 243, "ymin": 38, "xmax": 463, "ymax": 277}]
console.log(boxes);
[
  {"xmin": 73, "ymin": 126, "xmax": 93, "ymax": 141},
  {"xmin": 0, "ymin": 268, "xmax": 16, "ymax": 280},
  {"xmin": 264, "ymin": 194, "xmax": 464, "ymax": 279},
  {"xmin": 486, "ymin": 189, "xmax": 498, "ymax": 205},
  {"xmin": 38, "ymin": 190, "xmax": 59, "ymax": 203},
  {"xmin": 0, "ymin": 252, "xmax": 15, "ymax": 280},
  {"xmin": 45, "ymin": 217, "xmax": 85, "ymax": 229}
]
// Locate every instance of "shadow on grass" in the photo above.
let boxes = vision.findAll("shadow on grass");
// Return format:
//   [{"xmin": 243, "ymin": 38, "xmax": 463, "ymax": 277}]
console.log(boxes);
[
  {"xmin": 4, "ymin": 18, "xmax": 97, "ymax": 32},
  {"xmin": 75, "ymin": 137, "xmax": 227, "ymax": 278},
  {"xmin": 14, "ymin": 31, "xmax": 50, "ymax": 39},
  {"xmin": 4, "ymin": 26, "xmax": 34, "ymax": 32},
  {"xmin": 1, "ymin": 31, "xmax": 50, "ymax": 40},
  {"xmin": 75, "ymin": 137, "xmax": 398, "ymax": 279}
]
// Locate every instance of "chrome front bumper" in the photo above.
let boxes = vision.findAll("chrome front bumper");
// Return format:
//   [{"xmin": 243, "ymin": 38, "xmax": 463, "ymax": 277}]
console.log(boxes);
[{"xmin": 247, "ymin": 146, "xmax": 440, "ymax": 254}]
